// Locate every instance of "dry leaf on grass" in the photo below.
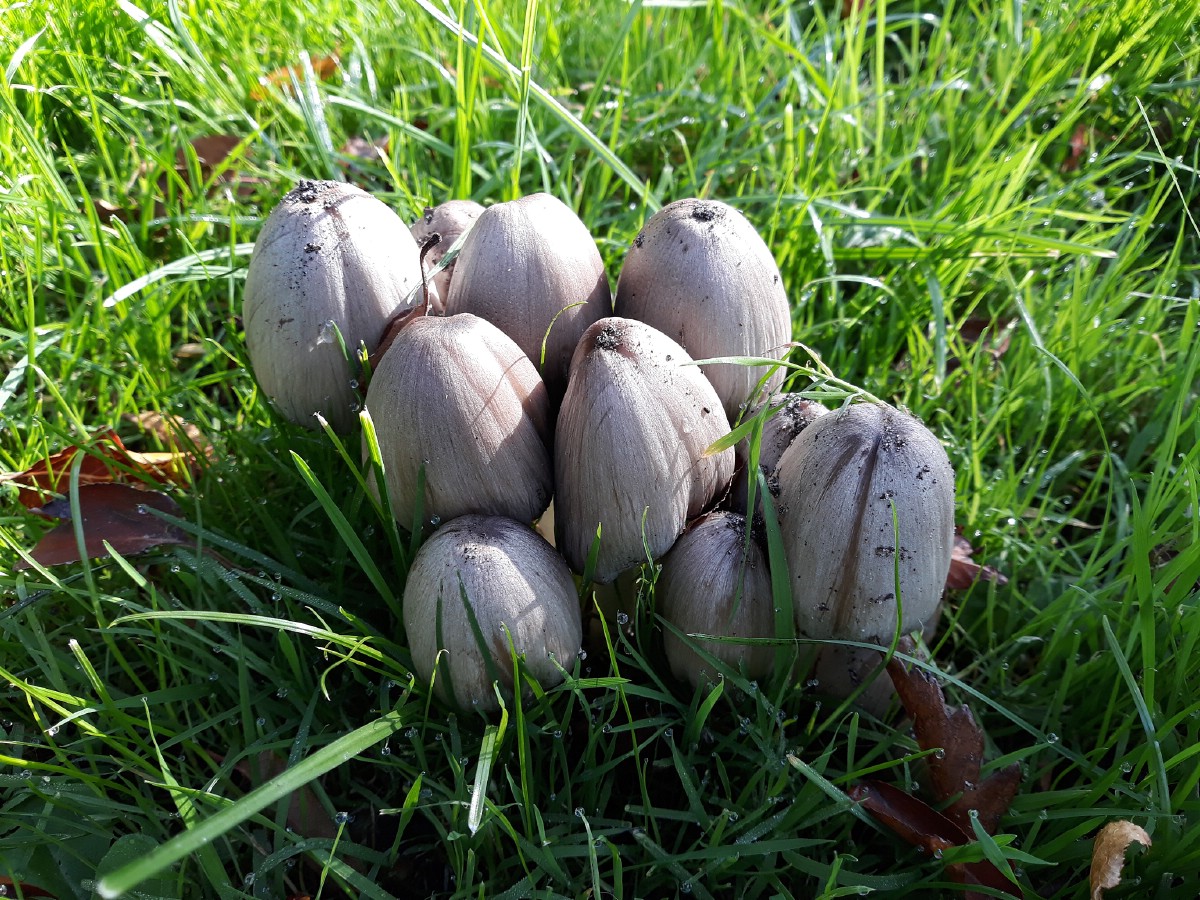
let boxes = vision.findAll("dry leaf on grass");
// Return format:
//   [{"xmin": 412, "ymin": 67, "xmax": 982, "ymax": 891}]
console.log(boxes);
[
  {"xmin": 237, "ymin": 752, "xmax": 339, "ymax": 841},
  {"xmin": 125, "ymin": 411, "xmax": 215, "ymax": 462},
  {"xmin": 1090, "ymin": 820, "xmax": 1151, "ymax": 899},
  {"xmin": 0, "ymin": 877, "xmax": 55, "ymax": 898},
  {"xmin": 886, "ymin": 649, "xmax": 1022, "ymax": 833},
  {"xmin": 848, "ymin": 781, "xmax": 1020, "ymax": 898},
  {"xmin": 251, "ymin": 52, "xmax": 340, "ymax": 101},
  {"xmin": 849, "ymin": 642, "xmax": 1024, "ymax": 898},
  {"xmin": 1, "ymin": 426, "xmax": 206, "ymax": 508},
  {"xmin": 946, "ymin": 533, "xmax": 1009, "ymax": 591},
  {"xmin": 18, "ymin": 484, "xmax": 190, "ymax": 569}
]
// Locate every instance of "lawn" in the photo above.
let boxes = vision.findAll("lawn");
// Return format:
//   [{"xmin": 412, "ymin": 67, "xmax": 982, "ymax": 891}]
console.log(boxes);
[{"xmin": 1, "ymin": 0, "xmax": 1198, "ymax": 897}]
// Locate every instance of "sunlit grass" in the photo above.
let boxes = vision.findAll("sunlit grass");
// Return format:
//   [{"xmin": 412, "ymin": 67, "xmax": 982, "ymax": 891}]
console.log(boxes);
[{"xmin": 1, "ymin": 0, "xmax": 1198, "ymax": 896}]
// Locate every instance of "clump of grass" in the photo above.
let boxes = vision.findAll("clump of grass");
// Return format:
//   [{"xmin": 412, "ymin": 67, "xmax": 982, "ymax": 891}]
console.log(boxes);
[{"xmin": 2, "ymin": 0, "xmax": 1199, "ymax": 896}]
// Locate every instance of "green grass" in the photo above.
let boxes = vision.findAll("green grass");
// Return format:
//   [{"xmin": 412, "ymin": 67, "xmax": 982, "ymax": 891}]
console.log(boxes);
[{"xmin": 1, "ymin": 0, "xmax": 1198, "ymax": 896}]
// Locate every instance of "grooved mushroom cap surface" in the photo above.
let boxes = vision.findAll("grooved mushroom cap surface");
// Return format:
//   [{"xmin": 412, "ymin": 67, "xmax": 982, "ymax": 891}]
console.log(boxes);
[
  {"xmin": 364, "ymin": 313, "xmax": 553, "ymax": 528},
  {"xmin": 444, "ymin": 192, "xmax": 611, "ymax": 399},
  {"xmin": 554, "ymin": 317, "xmax": 734, "ymax": 582},
  {"xmin": 775, "ymin": 402, "xmax": 955, "ymax": 642},
  {"xmin": 614, "ymin": 198, "xmax": 792, "ymax": 420},
  {"xmin": 403, "ymin": 515, "xmax": 581, "ymax": 712},
  {"xmin": 242, "ymin": 180, "xmax": 423, "ymax": 432}
]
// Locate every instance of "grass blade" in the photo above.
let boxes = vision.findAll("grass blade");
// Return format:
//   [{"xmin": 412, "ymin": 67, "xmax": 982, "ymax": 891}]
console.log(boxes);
[{"xmin": 96, "ymin": 703, "xmax": 414, "ymax": 897}]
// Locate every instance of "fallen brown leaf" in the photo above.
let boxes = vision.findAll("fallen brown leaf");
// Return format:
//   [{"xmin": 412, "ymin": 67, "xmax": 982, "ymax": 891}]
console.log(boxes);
[
  {"xmin": 251, "ymin": 52, "xmax": 340, "ymax": 102},
  {"xmin": 947, "ymin": 317, "xmax": 1014, "ymax": 373},
  {"xmin": 1062, "ymin": 123, "xmax": 1090, "ymax": 174},
  {"xmin": 92, "ymin": 198, "xmax": 127, "ymax": 224},
  {"xmin": 0, "ymin": 876, "xmax": 56, "ymax": 897},
  {"xmin": 849, "ymin": 780, "xmax": 1021, "ymax": 898},
  {"xmin": 160, "ymin": 134, "xmax": 259, "ymax": 206},
  {"xmin": 125, "ymin": 411, "xmax": 215, "ymax": 462},
  {"xmin": 946, "ymin": 533, "xmax": 1009, "ymax": 591},
  {"xmin": 18, "ymin": 484, "xmax": 189, "ymax": 569},
  {"xmin": 237, "ymin": 752, "xmax": 339, "ymax": 842},
  {"xmin": 1, "ymin": 431, "xmax": 128, "ymax": 508},
  {"xmin": 886, "ymin": 647, "xmax": 1021, "ymax": 834},
  {"xmin": 339, "ymin": 134, "xmax": 390, "ymax": 163},
  {"xmin": 174, "ymin": 342, "xmax": 207, "ymax": 359},
  {"xmin": 1089, "ymin": 820, "xmax": 1151, "ymax": 899},
  {"xmin": 1, "ymin": 429, "xmax": 203, "ymax": 508}
]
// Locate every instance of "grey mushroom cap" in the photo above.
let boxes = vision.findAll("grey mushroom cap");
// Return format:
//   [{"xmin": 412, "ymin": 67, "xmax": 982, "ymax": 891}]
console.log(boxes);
[
  {"xmin": 445, "ymin": 192, "xmax": 611, "ymax": 399},
  {"xmin": 243, "ymin": 179, "xmax": 423, "ymax": 432},
  {"xmin": 403, "ymin": 515, "xmax": 582, "ymax": 712},
  {"xmin": 364, "ymin": 313, "xmax": 553, "ymax": 529},
  {"xmin": 614, "ymin": 198, "xmax": 792, "ymax": 420},
  {"xmin": 409, "ymin": 199, "xmax": 484, "ymax": 314},
  {"xmin": 554, "ymin": 317, "xmax": 734, "ymax": 583},
  {"xmin": 775, "ymin": 402, "xmax": 955, "ymax": 643},
  {"xmin": 728, "ymin": 394, "xmax": 828, "ymax": 515},
  {"xmin": 659, "ymin": 511, "xmax": 777, "ymax": 689}
]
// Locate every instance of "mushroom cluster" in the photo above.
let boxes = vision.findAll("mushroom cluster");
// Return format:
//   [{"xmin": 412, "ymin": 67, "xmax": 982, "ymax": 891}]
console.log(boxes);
[{"xmin": 242, "ymin": 182, "xmax": 957, "ymax": 713}]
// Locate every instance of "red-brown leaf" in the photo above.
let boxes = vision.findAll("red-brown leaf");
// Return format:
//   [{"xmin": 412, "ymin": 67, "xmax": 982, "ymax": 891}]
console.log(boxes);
[
  {"xmin": 0, "ymin": 877, "xmax": 56, "ymax": 898},
  {"xmin": 1062, "ymin": 123, "xmax": 1090, "ymax": 173},
  {"xmin": 1, "ymin": 429, "xmax": 202, "ymax": 508},
  {"xmin": 18, "ymin": 484, "xmax": 189, "ymax": 569},
  {"xmin": 1, "ymin": 430, "xmax": 130, "ymax": 507},
  {"xmin": 339, "ymin": 134, "xmax": 390, "ymax": 163},
  {"xmin": 850, "ymin": 780, "xmax": 1022, "ymax": 899},
  {"xmin": 125, "ymin": 411, "xmax": 215, "ymax": 462},
  {"xmin": 886, "ymin": 649, "xmax": 1020, "ymax": 834},
  {"xmin": 849, "ymin": 779, "xmax": 968, "ymax": 853},
  {"xmin": 251, "ymin": 53, "xmax": 340, "ymax": 101},
  {"xmin": 946, "ymin": 534, "xmax": 1009, "ymax": 590},
  {"xmin": 236, "ymin": 752, "xmax": 339, "ymax": 841}
]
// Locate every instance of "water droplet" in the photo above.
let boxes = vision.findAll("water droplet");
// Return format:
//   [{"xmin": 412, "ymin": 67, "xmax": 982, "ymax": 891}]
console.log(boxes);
[
  {"xmin": 334, "ymin": 811, "xmax": 351, "ymax": 825},
  {"xmin": 616, "ymin": 612, "xmax": 630, "ymax": 626},
  {"xmin": 575, "ymin": 806, "xmax": 585, "ymax": 817},
  {"xmin": 1046, "ymin": 733, "xmax": 1060, "ymax": 744},
  {"xmin": 255, "ymin": 717, "xmax": 266, "ymax": 727},
  {"xmin": 243, "ymin": 873, "xmax": 255, "ymax": 887},
  {"xmin": 317, "ymin": 319, "xmax": 337, "ymax": 344}
]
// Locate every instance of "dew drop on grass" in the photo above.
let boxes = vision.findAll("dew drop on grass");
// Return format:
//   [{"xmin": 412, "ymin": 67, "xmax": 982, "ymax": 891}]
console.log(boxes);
[
  {"xmin": 1046, "ymin": 733, "xmax": 1060, "ymax": 745},
  {"xmin": 680, "ymin": 881, "xmax": 693, "ymax": 894},
  {"xmin": 601, "ymin": 723, "xmax": 612, "ymax": 734},
  {"xmin": 255, "ymin": 717, "xmax": 266, "ymax": 727},
  {"xmin": 933, "ymin": 748, "xmax": 946, "ymax": 759},
  {"xmin": 243, "ymin": 874, "xmax": 255, "ymax": 887},
  {"xmin": 616, "ymin": 612, "xmax": 629, "ymax": 626},
  {"xmin": 553, "ymin": 730, "xmax": 563, "ymax": 740},
  {"xmin": 405, "ymin": 727, "xmax": 417, "ymax": 739},
  {"xmin": 334, "ymin": 811, "xmax": 351, "ymax": 825},
  {"xmin": 575, "ymin": 806, "xmax": 585, "ymax": 817}
]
